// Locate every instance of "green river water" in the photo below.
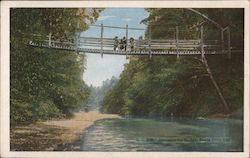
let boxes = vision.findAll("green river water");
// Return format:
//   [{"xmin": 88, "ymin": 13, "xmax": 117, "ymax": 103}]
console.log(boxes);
[{"xmin": 79, "ymin": 117, "xmax": 243, "ymax": 151}]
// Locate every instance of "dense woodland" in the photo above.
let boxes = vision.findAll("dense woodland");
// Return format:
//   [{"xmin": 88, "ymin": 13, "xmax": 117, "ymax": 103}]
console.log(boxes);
[
  {"xmin": 10, "ymin": 8, "xmax": 244, "ymax": 126},
  {"xmin": 101, "ymin": 9, "xmax": 244, "ymax": 118},
  {"xmin": 10, "ymin": 8, "xmax": 102, "ymax": 125}
]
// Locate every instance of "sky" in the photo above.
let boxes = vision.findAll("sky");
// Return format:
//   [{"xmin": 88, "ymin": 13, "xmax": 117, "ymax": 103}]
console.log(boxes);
[{"xmin": 82, "ymin": 8, "xmax": 149, "ymax": 87}]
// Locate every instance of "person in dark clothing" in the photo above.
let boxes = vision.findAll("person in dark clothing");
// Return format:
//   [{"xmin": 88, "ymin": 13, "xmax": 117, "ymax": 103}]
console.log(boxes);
[
  {"xmin": 122, "ymin": 36, "xmax": 127, "ymax": 51},
  {"xmin": 129, "ymin": 37, "xmax": 135, "ymax": 51},
  {"xmin": 119, "ymin": 38, "xmax": 124, "ymax": 50},
  {"xmin": 114, "ymin": 36, "xmax": 119, "ymax": 51},
  {"xmin": 118, "ymin": 36, "xmax": 126, "ymax": 51}
]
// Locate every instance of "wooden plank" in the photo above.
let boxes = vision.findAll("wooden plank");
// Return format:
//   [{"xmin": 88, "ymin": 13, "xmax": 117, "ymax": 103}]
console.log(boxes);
[
  {"xmin": 80, "ymin": 44, "xmax": 114, "ymax": 47},
  {"xmin": 90, "ymin": 24, "xmax": 146, "ymax": 30},
  {"xmin": 151, "ymin": 39, "xmax": 176, "ymax": 42},
  {"xmin": 79, "ymin": 37, "xmax": 114, "ymax": 42},
  {"xmin": 150, "ymin": 42, "xmax": 200, "ymax": 46},
  {"xmin": 79, "ymin": 41, "xmax": 113, "ymax": 45},
  {"xmin": 50, "ymin": 40, "xmax": 75, "ymax": 45},
  {"xmin": 177, "ymin": 45, "xmax": 200, "ymax": 47},
  {"xmin": 150, "ymin": 44, "xmax": 200, "ymax": 47},
  {"xmin": 80, "ymin": 41, "xmax": 113, "ymax": 45},
  {"xmin": 150, "ymin": 47, "xmax": 199, "ymax": 50}
]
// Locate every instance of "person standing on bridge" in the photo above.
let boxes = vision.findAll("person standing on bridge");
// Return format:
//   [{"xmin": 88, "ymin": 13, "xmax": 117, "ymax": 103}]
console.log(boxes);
[
  {"xmin": 129, "ymin": 37, "xmax": 135, "ymax": 51},
  {"xmin": 113, "ymin": 36, "xmax": 119, "ymax": 51},
  {"xmin": 122, "ymin": 36, "xmax": 127, "ymax": 51},
  {"xmin": 119, "ymin": 38, "xmax": 124, "ymax": 50}
]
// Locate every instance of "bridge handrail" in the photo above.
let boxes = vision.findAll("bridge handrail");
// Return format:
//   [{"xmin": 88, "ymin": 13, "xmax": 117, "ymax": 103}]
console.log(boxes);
[
  {"xmin": 31, "ymin": 38, "xmax": 218, "ymax": 50},
  {"xmin": 89, "ymin": 24, "xmax": 146, "ymax": 31},
  {"xmin": 79, "ymin": 37, "xmax": 202, "ymax": 44}
]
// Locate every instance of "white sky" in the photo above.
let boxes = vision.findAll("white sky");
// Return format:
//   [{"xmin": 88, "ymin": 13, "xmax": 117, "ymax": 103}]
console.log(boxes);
[{"xmin": 82, "ymin": 8, "xmax": 149, "ymax": 87}]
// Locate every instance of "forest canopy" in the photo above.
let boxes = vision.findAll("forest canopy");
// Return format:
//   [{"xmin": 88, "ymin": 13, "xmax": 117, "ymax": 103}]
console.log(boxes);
[{"xmin": 10, "ymin": 8, "xmax": 102, "ymax": 125}]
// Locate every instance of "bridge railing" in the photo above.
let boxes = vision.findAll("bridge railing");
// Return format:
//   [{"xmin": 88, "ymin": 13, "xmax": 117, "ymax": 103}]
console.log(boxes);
[
  {"xmin": 78, "ymin": 36, "xmax": 221, "ymax": 51},
  {"xmin": 27, "ymin": 23, "xmax": 230, "ymax": 57},
  {"xmin": 29, "ymin": 35, "xmax": 221, "ymax": 52}
]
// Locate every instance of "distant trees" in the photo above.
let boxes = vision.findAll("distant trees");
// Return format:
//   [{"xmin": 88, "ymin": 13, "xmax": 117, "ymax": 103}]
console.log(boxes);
[
  {"xmin": 88, "ymin": 77, "xmax": 118, "ymax": 111},
  {"xmin": 10, "ymin": 8, "xmax": 102, "ymax": 125},
  {"xmin": 101, "ymin": 9, "xmax": 244, "ymax": 118}
]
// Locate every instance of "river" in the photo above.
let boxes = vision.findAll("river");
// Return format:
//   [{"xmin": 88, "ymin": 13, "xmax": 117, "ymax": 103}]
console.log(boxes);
[{"xmin": 78, "ymin": 117, "xmax": 242, "ymax": 152}]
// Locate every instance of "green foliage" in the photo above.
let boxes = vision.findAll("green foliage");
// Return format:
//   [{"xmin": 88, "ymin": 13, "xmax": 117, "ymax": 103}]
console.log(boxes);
[
  {"xmin": 88, "ymin": 76, "xmax": 118, "ymax": 110},
  {"xmin": 11, "ymin": 8, "xmax": 102, "ymax": 125},
  {"xmin": 102, "ymin": 9, "xmax": 244, "ymax": 118}
]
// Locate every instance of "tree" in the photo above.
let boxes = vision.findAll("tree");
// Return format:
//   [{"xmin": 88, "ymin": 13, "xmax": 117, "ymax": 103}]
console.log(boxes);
[
  {"xmin": 10, "ymin": 8, "xmax": 102, "ymax": 125},
  {"xmin": 88, "ymin": 76, "xmax": 118, "ymax": 111}
]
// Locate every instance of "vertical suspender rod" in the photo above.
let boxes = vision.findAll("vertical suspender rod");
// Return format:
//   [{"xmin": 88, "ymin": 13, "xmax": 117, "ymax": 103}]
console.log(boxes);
[{"xmin": 101, "ymin": 23, "xmax": 104, "ymax": 58}]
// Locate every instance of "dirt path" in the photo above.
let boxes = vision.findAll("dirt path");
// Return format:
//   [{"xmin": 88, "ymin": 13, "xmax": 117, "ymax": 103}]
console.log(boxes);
[
  {"xmin": 43, "ymin": 111, "xmax": 120, "ymax": 142},
  {"xmin": 10, "ymin": 111, "xmax": 120, "ymax": 151}
]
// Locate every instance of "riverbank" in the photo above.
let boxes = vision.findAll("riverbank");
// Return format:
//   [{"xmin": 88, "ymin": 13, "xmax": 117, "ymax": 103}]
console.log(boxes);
[
  {"xmin": 10, "ymin": 111, "xmax": 120, "ymax": 151},
  {"xmin": 43, "ymin": 111, "xmax": 120, "ymax": 144},
  {"xmin": 207, "ymin": 108, "xmax": 243, "ymax": 120}
]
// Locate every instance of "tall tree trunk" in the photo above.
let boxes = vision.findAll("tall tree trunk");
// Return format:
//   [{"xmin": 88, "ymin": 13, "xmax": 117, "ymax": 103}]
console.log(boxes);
[{"xmin": 202, "ymin": 57, "xmax": 231, "ymax": 114}]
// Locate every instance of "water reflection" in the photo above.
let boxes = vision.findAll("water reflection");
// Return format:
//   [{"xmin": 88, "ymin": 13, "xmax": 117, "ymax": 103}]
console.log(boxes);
[{"xmin": 80, "ymin": 118, "xmax": 243, "ymax": 151}]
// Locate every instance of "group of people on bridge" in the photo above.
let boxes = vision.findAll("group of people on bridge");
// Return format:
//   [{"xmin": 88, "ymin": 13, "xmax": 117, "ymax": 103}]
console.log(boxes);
[{"xmin": 113, "ymin": 36, "xmax": 144, "ymax": 51}]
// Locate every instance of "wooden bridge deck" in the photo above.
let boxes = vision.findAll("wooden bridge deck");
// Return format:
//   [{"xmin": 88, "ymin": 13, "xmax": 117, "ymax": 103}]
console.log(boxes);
[
  {"xmin": 29, "ymin": 42, "xmax": 226, "ymax": 55},
  {"xmin": 29, "ymin": 40, "xmax": 226, "ymax": 55}
]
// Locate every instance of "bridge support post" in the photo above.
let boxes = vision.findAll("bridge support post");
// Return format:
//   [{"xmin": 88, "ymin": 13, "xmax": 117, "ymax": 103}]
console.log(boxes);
[
  {"xmin": 176, "ymin": 26, "xmax": 179, "ymax": 59},
  {"xmin": 199, "ymin": 25, "xmax": 230, "ymax": 114},
  {"xmin": 202, "ymin": 57, "xmax": 231, "ymax": 114},
  {"xmin": 227, "ymin": 27, "xmax": 231, "ymax": 59},
  {"xmin": 48, "ymin": 33, "xmax": 52, "ymax": 47},
  {"xmin": 200, "ymin": 26, "xmax": 205, "ymax": 61},
  {"xmin": 101, "ymin": 24, "xmax": 103, "ymax": 58},
  {"xmin": 148, "ymin": 25, "xmax": 152, "ymax": 59},
  {"xmin": 126, "ymin": 25, "xmax": 128, "ymax": 59},
  {"xmin": 101, "ymin": 23, "xmax": 104, "ymax": 58}
]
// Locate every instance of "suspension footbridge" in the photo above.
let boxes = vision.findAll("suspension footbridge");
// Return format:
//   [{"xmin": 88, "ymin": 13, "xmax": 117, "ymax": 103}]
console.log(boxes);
[{"xmin": 28, "ymin": 24, "xmax": 232, "ymax": 59}]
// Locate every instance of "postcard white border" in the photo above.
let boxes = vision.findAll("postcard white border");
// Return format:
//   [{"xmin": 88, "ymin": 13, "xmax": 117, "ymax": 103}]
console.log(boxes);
[{"xmin": 1, "ymin": 1, "xmax": 249, "ymax": 158}]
